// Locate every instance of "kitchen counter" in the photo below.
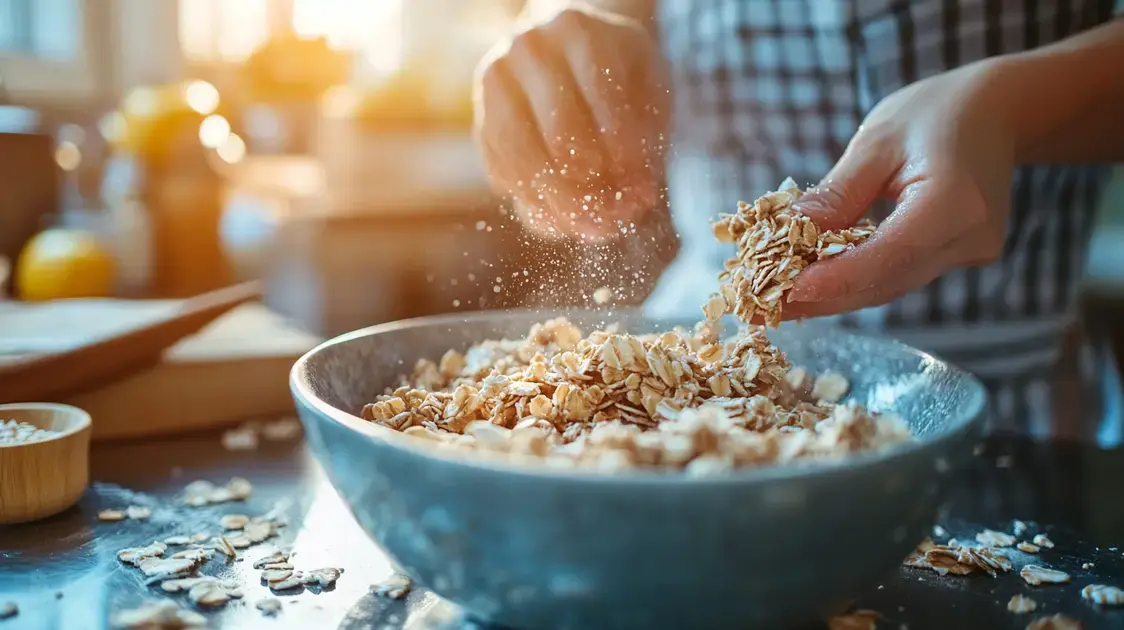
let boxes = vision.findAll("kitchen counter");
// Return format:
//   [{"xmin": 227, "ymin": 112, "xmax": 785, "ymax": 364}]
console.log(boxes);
[{"xmin": 1, "ymin": 428, "xmax": 1122, "ymax": 630}]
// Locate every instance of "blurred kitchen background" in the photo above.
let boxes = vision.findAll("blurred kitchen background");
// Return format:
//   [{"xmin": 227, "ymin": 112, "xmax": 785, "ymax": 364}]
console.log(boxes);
[
  {"xmin": 0, "ymin": 0, "xmax": 654, "ymax": 338},
  {"xmin": 0, "ymin": 0, "xmax": 1122, "ymax": 339}
]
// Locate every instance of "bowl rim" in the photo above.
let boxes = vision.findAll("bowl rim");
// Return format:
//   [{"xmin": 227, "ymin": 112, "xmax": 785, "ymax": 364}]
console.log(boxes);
[
  {"xmin": 290, "ymin": 308, "xmax": 988, "ymax": 486},
  {"xmin": 0, "ymin": 402, "xmax": 92, "ymax": 449}
]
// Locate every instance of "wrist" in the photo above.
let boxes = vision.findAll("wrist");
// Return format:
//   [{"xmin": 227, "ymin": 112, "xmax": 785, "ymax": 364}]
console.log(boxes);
[{"xmin": 991, "ymin": 43, "xmax": 1117, "ymax": 164}]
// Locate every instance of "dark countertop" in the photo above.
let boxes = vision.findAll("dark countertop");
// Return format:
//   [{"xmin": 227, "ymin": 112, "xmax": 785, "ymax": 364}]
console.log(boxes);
[{"xmin": 1, "ymin": 427, "xmax": 1123, "ymax": 630}]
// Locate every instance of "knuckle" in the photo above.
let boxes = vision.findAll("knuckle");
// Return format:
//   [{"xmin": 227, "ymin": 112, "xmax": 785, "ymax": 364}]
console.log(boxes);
[{"xmin": 548, "ymin": 7, "xmax": 585, "ymax": 30}]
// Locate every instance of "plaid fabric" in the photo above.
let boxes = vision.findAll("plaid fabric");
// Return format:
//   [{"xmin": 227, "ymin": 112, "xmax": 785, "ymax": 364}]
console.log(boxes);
[{"xmin": 647, "ymin": 0, "xmax": 1123, "ymax": 442}]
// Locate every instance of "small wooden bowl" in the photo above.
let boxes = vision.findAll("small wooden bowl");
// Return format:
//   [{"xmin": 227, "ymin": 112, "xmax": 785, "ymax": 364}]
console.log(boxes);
[{"xmin": 0, "ymin": 403, "xmax": 92, "ymax": 525}]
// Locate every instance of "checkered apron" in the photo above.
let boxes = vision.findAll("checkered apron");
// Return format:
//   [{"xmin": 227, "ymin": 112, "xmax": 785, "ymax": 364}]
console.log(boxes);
[{"xmin": 645, "ymin": 0, "xmax": 1124, "ymax": 444}]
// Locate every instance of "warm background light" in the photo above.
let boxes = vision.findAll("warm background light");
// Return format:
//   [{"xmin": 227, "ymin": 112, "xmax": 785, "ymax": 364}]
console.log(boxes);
[
  {"xmin": 198, "ymin": 114, "xmax": 232, "ymax": 148},
  {"xmin": 184, "ymin": 80, "xmax": 221, "ymax": 115}
]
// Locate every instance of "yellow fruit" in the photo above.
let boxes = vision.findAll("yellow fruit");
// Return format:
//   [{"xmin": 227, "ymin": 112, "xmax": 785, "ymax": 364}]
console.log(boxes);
[{"xmin": 15, "ymin": 229, "xmax": 116, "ymax": 301}]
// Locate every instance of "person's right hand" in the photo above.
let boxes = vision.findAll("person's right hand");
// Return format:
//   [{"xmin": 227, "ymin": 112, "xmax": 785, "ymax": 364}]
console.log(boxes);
[{"xmin": 473, "ymin": 4, "xmax": 671, "ymax": 242}]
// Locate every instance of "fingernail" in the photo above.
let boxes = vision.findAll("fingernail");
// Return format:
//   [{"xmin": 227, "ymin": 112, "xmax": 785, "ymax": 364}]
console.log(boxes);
[{"xmin": 787, "ymin": 284, "xmax": 820, "ymax": 303}]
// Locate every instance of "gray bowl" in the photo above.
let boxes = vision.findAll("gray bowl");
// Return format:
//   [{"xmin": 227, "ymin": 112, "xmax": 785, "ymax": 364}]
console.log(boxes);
[{"xmin": 291, "ymin": 309, "xmax": 987, "ymax": 630}]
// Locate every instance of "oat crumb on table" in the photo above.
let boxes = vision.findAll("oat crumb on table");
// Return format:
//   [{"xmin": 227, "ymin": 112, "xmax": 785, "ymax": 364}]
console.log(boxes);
[
  {"xmin": 827, "ymin": 609, "xmax": 880, "ymax": 630},
  {"xmin": 0, "ymin": 602, "xmax": 17, "ymax": 620},
  {"xmin": 1025, "ymin": 613, "xmax": 1082, "ymax": 630},
  {"xmin": 1020, "ymin": 565, "xmax": 1070, "ymax": 586},
  {"xmin": 1081, "ymin": 584, "xmax": 1124, "ymax": 606},
  {"xmin": 372, "ymin": 574, "xmax": 413, "ymax": 600},
  {"xmin": 1008, "ymin": 594, "xmax": 1038, "ymax": 614}
]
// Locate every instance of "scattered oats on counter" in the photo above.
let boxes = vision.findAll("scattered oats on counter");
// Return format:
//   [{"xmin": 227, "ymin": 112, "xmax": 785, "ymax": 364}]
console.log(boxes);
[
  {"xmin": 902, "ymin": 537, "xmax": 1012, "ymax": 577},
  {"xmin": 1013, "ymin": 520, "xmax": 1029, "ymax": 536},
  {"xmin": 1032, "ymin": 534, "xmax": 1055, "ymax": 549},
  {"xmin": 976, "ymin": 529, "xmax": 1017, "ymax": 547},
  {"xmin": 1081, "ymin": 584, "xmax": 1124, "ymax": 606},
  {"xmin": 181, "ymin": 477, "xmax": 252, "ymax": 506},
  {"xmin": 0, "ymin": 419, "xmax": 60, "ymax": 445},
  {"xmin": 372, "ymin": 574, "xmax": 413, "ymax": 600},
  {"xmin": 1082, "ymin": 562, "xmax": 1094, "ymax": 570},
  {"xmin": 1025, "ymin": 614, "xmax": 1082, "ymax": 630},
  {"xmin": 1017, "ymin": 542, "xmax": 1041, "ymax": 554},
  {"xmin": 109, "ymin": 601, "xmax": 205, "ymax": 629},
  {"xmin": 360, "ymin": 317, "xmax": 913, "ymax": 473},
  {"xmin": 220, "ymin": 514, "xmax": 249, "ymax": 530},
  {"xmin": 826, "ymin": 609, "xmax": 880, "ymax": 630},
  {"xmin": 98, "ymin": 509, "xmax": 127, "ymax": 522},
  {"xmin": 221, "ymin": 418, "xmax": 302, "ymax": 451},
  {"xmin": 0, "ymin": 602, "xmax": 17, "ymax": 620},
  {"xmin": 125, "ymin": 505, "xmax": 152, "ymax": 521},
  {"xmin": 221, "ymin": 426, "xmax": 259, "ymax": 451},
  {"xmin": 256, "ymin": 598, "xmax": 282, "ymax": 616},
  {"xmin": 1020, "ymin": 565, "xmax": 1070, "ymax": 586},
  {"xmin": 1008, "ymin": 594, "xmax": 1038, "ymax": 614},
  {"xmin": 705, "ymin": 178, "xmax": 875, "ymax": 328}
]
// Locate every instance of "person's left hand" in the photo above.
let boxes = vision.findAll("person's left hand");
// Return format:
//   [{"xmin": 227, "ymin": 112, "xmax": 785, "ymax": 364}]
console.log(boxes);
[{"xmin": 783, "ymin": 59, "xmax": 1018, "ymax": 318}]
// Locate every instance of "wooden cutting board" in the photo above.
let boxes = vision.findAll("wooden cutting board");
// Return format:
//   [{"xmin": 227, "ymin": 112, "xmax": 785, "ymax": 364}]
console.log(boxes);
[{"xmin": 0, "ymin": 299, "xmax": 322, "ymax": 441}]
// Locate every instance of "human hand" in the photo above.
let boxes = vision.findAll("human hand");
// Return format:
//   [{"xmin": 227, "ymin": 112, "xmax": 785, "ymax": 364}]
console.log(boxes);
[
  {"xmin": 784, "ymin": 59, "xmax": 1018, "ymax": 318},
  {"xmin": 472, "ymin": 4, "xmax": 671, "ymax": 242}
]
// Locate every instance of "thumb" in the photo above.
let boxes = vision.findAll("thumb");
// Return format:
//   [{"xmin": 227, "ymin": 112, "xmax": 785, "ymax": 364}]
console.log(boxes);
[{"xmin": 793, "ymin": 141, "xmax": 897, "ymax": 231}]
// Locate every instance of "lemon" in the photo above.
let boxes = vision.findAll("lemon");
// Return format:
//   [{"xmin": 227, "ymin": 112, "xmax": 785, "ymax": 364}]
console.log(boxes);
[{"xmin": 15, "ymin": 229, "xmax": 117, "ymax": 301}]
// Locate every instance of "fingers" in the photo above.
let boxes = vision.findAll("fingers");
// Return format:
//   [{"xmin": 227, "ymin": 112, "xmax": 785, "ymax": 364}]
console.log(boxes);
[
  {"xmin": 793, "ymin": 134, "xmax": 901, "ymax": 232},
  {"xmin": 504, "ymin": 28, "xmax": 609, "ymax": 183},
  {"xmin": 473, "ymin": 54, "xmax": 553, "ymax": 198},
  {"xmin": 786, "ymin": 177, "xmax": 967, "ymax": 310}
]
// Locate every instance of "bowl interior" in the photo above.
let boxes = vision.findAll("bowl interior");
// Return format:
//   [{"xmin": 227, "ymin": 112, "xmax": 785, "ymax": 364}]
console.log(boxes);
[
  {"xmin": 0, "ymin": 403, "xmax": 91, "ymax": 445},
  {"xmin": 296, "ymin": 309, "xmax": 986, "ymax": 450}
]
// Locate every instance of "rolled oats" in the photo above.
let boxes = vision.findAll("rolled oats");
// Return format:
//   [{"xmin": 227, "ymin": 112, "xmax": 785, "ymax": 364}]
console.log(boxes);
[
  {"xmin": 362, "ymin": 316, "xmax": 912, "ymax": 473},
  {"xmin": 118, "ymin": 542, "xmax": 167, "ymax": 566},
  {"xmin": 372, "ymin": 574, "xmax": 413, "ymax": 600},
  {"xmin": 109, "ymin": 601, "xmax": 206, "ymax": 629},
  {"xmin": 901, "ymin": 538, "xmax": 1012, "ymax": 577},
  {"xmin": 163, "ymin": 536, "xmax": 191, "ymax": 546},
  {"xmin": 125, "ymin": 505, "xmax": 152, "ymax": 521},
  {"xmin": 0, "ymin": 602, "xmax": 17, "ymax": 620},
  {"xmin": 1020, "ymin": 565, "xmax": 1070, "ymax": 586},
  {"xmin": 303, "ymin": 568, "xmax": 342, "ymax": 588},
  {"xmin": 1081, "ymin": 584, "xmax": 1124, "ymax": 606},
  {"xmin": 182, "ymin": 477, "xmax": 252, "ymax": 506},
  {"xmin": 98, "ymin": 509, "xmax": 127, "ymax": 522},
  {"xmin": 220, "ymin": 514, "xmax": 249, "ymax": 530},
  {"xmin": 706, "ymin": 178, "xmax": 875, "ymax": 328},
  {"xmin": 1017, "ymin": 542, "xmax": 1041, "ymax": 554},
  {"xmin": 253, "ymin": 551, "xmax": 289, "ymax": 569},
  {"xmin": 827, "ymin": 609, "xmax": 880, "ymax": 630},
  {"xmin": 1008, "ymin": 594, "xmax": 1038, "ymax": 614},
  {"xmin": 1025, "ymin": 614, "xmax": 1082, "ymax": 630},
  {"xmin": 1032, "ymin": 534, "xmax": 1055, "ymax": 549},
  {"xmin": 256, "ymin": 598, "xmax": 282, "ymax": 616},
  {"xmin": 976, "ymin": 529, "xmax": 1017, "ymax": 548}
]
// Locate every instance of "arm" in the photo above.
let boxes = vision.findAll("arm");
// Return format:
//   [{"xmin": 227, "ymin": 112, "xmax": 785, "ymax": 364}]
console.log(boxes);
[{"xmin": 996, "ymin": 17, "xmax": 1124, "ymax": 165}]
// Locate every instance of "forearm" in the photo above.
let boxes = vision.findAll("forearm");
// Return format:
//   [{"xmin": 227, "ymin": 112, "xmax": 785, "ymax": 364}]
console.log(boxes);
[{"xmin": 996, "ymin": 18, "xmax": 1124, "ymax": 165}]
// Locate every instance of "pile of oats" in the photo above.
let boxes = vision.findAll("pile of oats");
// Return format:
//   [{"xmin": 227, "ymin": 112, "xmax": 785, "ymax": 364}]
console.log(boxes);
[
  {"xmin": 361, "ymin": 317, "xmax": 912, "ymax": 474},
  {"xmin": 0, "ymin": 419, "xmax": 60, "ymax": 445},
  {"xmin": 705, "ymin": 178, "xmax": 875, "ymax": 328}
]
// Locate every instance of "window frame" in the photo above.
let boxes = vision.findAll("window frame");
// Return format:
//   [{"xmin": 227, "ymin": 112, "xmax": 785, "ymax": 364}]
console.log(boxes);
[{"xmin": 0, "ymin": 0, "xmax": 109, "ymax": 103}]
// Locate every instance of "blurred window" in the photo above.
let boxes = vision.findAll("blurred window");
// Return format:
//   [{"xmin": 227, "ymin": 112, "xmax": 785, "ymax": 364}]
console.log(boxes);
[
  {"xmin": 179, "ymin": 0, "xmax": 273, "ymax": 63},
  {"xmin": 0, "ymin": 0, "xmax": 98, "ymax": 100}
]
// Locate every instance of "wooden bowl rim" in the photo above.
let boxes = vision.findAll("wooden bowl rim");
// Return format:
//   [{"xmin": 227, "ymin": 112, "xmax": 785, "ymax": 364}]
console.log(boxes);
[{"xmin": 0, "ymin": 402, "xmax": 92, "ymax": 448}]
